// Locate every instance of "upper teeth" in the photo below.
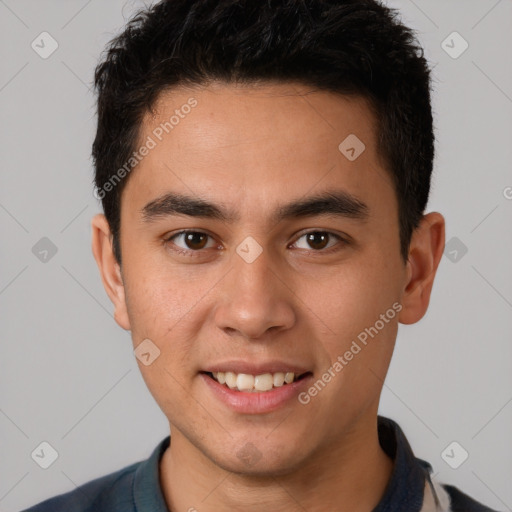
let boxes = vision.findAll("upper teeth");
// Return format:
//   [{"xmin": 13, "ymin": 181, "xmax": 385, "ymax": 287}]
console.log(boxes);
[{"xmin": 212, "ymin": 371, "xmax": 298, "ymax": 392}]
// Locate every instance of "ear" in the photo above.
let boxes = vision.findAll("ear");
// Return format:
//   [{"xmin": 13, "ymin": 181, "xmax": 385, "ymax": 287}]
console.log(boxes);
[
  {"xmin": 398, "ymin": 212, "xmax": 445, "ymax": 325},
  {"xmin": 91, "ymin": 213, "xmax": 131, "ymax": 330}
]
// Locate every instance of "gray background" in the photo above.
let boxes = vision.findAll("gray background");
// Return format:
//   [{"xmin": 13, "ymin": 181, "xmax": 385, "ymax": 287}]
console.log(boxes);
[{"xmin": 1, "ymin": 0, "xmax": 511, "ymax": 510}]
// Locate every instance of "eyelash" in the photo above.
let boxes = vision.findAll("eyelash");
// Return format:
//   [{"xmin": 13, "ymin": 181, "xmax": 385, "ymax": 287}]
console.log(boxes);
[{"xmin": 164, "ymin": 229, "xmax": 348, "ymax": 258}]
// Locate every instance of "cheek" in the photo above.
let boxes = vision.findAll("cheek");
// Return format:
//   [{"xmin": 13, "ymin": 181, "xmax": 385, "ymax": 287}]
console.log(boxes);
[
  {"xmin": 297, "ymin": 251, "xmax": 401, "ymax": 381},
  {"xmin": 122, "ymin": 260, "xmax": 212, "ymax": 374},
  {"xmin": 136, "ymin": 360, "xmax": 194, "ymax": 428},
  {"xmin": 126, "ymin": 272, "xmax": 199, "ymax": 409},
  {"xmin": 122, "ymin": 253, "xmax": 192, "ymax": 333},
  {"xmin": 301, "ymin": 262, "xmax": 396, "ymax": 334}
]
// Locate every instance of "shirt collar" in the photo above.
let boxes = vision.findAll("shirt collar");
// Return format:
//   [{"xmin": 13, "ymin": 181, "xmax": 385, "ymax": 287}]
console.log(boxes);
[
  {"xmin": 133, "ymin": 436, "xmax": 170, "ymax": 511},
  {"xmin": 374, "ymin": 415, "xmax": 431, "ymax": 511}
]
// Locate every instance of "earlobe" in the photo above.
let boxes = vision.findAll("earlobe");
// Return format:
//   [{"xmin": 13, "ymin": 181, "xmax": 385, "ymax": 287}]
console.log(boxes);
[
  {"xmin": 91, "ymin": 214, "xmax": 131, "ymax": 330},
  {"xmin": 398, "ymin": 212, "xmax": 445, "ymax": 325}
]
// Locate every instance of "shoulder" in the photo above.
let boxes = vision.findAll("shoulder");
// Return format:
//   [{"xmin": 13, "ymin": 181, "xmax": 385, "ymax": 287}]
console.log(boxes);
[
  {"xmin": 442, "ymin": 483, "xmax": 501, "ymax": 512},
  {"xmin": 22, "ymin": 436, "xmax": 171, "ymax": 512},
  {"xmin": 21, "ymin": 460, "xmax": 140, "ymax": 512}
]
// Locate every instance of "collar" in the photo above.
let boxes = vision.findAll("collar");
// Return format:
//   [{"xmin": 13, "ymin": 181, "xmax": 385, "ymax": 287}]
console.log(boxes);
[
  {"xmin": 132, "ymin": 436, "xmax": 170, "ymax": 511},
  {"xmin": 373, "ymin": 415, "xmax": 431, "ymax": 511}
]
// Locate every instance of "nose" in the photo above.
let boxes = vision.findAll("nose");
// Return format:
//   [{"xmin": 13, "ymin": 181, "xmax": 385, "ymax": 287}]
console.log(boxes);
[{"xmin": 213, "ymin": 245, "xmax": 296, "ymax": 340}]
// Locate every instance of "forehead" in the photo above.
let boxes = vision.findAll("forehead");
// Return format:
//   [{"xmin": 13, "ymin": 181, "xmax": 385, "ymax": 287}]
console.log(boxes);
[
  {"xmin": 122, "ymin": 81, "xmax": 395, "ymax": 224},
  {"xmin": 143, "ymin": 81, "xmax": 379, "ymax": 157}
]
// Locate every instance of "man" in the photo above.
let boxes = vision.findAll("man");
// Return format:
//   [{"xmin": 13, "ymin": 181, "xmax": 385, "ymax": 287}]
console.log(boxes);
[{"xmin": 24, "ymin": 0, "xmax": 498, "ymax": 510}]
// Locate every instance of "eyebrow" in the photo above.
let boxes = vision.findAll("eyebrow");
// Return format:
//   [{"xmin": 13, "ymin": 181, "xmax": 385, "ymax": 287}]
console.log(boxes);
[{"xmin": 140, "ymin": 189, "xmax": 370, "ymax": 225}]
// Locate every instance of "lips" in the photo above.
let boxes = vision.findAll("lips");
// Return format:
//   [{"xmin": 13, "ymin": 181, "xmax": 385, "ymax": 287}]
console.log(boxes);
[{"xmin": 200, "ymin": 370, "xmax": 314, "ymax": 414}]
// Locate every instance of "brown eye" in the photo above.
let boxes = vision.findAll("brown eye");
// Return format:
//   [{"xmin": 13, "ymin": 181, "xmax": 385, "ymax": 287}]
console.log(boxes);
[
  {"xmin": 306, "ymin": 232, "xmax": 329, "ymax": 250},
  {"xmin": 166, "ymin": 231, "xmax": 216, "ymax": 253},
  {"xmin": 292, "ymin": 231, "xmax": 346, "ymax": 252},
  {"xmin": 183, "ymin": 232, "xmax": 208, "ymax": 250}
]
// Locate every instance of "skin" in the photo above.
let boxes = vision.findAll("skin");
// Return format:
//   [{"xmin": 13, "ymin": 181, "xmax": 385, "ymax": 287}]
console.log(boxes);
[{"xmin": 92, "ymin": 82, "xmax": 445, "ymax": 511}]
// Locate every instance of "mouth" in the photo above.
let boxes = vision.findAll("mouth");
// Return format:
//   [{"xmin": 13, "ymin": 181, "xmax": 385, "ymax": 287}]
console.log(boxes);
[{"xmin": 200, "ymin": 370, "xmax": 312, "ymax": 393}]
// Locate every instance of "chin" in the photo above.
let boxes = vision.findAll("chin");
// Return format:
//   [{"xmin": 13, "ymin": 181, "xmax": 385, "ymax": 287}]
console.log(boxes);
[{"xmin": 212, "ymin": 445, "xmax": 308, "ymax": 478}]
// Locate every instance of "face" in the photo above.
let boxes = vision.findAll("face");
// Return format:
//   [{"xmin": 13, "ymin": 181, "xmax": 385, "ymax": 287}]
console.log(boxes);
[{"xmin": 94, "ymin": 82, "xmax": 427, "ymax": 476}]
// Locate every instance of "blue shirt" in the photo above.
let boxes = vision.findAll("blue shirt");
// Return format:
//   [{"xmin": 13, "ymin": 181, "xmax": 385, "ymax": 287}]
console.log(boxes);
[{"xmin": 23, "ymin": 416, "xmax": 498, "ymax": 511}]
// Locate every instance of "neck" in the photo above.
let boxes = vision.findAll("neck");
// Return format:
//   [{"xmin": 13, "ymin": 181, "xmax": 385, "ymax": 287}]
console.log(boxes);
[{"xmin": 159, "ymin": 414, "xmax": 394, "ymax": 512}]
